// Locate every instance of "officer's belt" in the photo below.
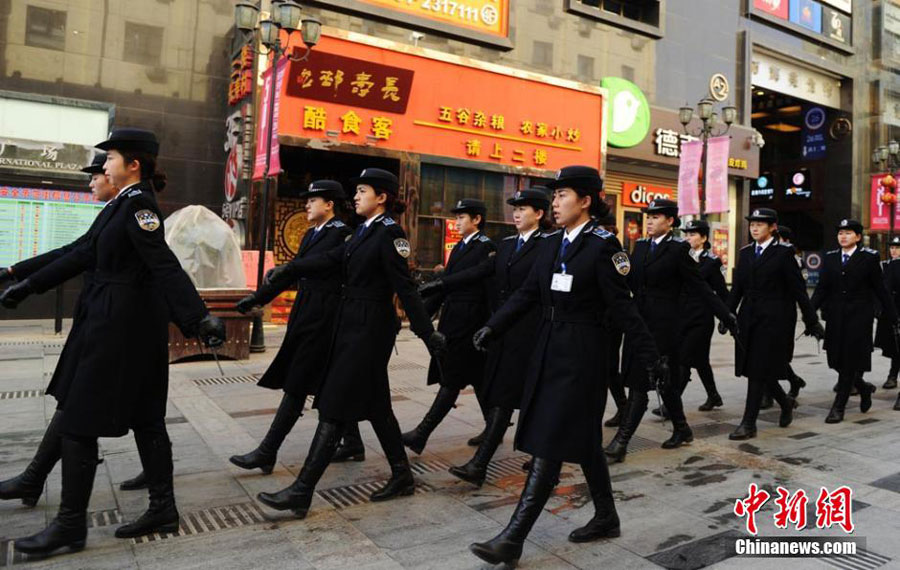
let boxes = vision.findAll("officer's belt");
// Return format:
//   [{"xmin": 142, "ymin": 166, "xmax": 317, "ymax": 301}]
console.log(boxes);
[
  {"xmin": 445, "ymin": 293, "xmax": 484, "ymax": 303},
  {"xmin": 93, "ymin": 272, "xmax": 145, "ymax": 286},
  {"xmin": 640, "ymin": 290, "xmax": 680, "ymax": 301},
  {"xmin": 340, "ymin": 285, "xmax": 392, "ymax": 301},
  {"xmin": 746, "ymin": 292, "xmax": 787, "ymax": 301},
  {"xmin": 542, "ymin": 306, "xmax": 602, "ymax": 323},
  {"xmin": 298, "ymin": 279, "xmax": 341, "ymax": 294}
]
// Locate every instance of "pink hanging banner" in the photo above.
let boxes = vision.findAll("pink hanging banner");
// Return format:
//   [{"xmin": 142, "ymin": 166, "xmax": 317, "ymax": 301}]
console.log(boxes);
[
  {"xmin": 252, "ymin": 58, "xmax": 287, "ymax": 181},
  {"xmin": 677, "ymin": 139, "xmax": 702, "ymax": 216},
  {"xmin": 704, "ymin": 135, "xmax": 731, "ymax": 214}
]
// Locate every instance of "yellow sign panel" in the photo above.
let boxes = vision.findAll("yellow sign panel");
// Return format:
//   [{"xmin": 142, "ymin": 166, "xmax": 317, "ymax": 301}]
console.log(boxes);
[{"xmin": 357, "ymin": 0, "xmax": 509, "ymax": 38}]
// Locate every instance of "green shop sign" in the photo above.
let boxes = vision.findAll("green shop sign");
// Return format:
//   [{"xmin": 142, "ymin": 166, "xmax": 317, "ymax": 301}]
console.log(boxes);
[{"xmin": 601, "ymin": 77, "xmax": 650, "ymax": 148}]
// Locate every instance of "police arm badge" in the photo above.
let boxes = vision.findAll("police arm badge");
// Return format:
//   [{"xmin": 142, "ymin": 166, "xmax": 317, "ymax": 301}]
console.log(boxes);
[
  {"xmin": 393, "ymin": 238, "xmax": 411, "ymax": 258},
  {"xmin": 135, "ymin": 209, "xmax": 161, "ymax": 232},
  {"xmin": 612, "ymin": 251, "xmax": 631, "ymax": 276}
]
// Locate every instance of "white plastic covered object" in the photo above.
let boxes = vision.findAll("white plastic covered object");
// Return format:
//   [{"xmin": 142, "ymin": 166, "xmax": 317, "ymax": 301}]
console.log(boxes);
[{"xmin": 164, "ymin": 205, "xmax": 247, "ymax": 288}]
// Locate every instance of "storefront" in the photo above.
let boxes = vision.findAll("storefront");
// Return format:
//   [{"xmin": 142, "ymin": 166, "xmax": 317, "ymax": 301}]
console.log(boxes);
[{"xmin": 258, "ymin": 28, "xmax": 609, "ymax": 271}]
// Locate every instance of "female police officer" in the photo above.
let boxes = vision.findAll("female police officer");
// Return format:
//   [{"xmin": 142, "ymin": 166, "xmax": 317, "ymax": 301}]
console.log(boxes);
[
  {"xmin": 468, "ymin": 166, "xmax": 665, "ymax": 566},
  {"xmin": 726, "ymin": 208, "xmax": 823, "ymax": 440},
  {"xmin": 230, "ymin": 181, "xmax": 365, "ymax": 474},
  {"xmin": 875, "ymin": 235, "xmax": 900, "ymax": 394},
  {"xmin": 420, "ymin": 187, "xmax": 550, "ymax": 487},
  {"xmin": 255, "ymin": 168, "xmax": 446, "ymax": 518},
  {"xmin": 811, "ymin": 219, "xmax": 897, "ymax": 423},
  {"xmin": 679, "ymin": 219, "xmax": 730, "ymax": 411},
  {"xmin": 0, "ymin": 129, "xmax": 225, "ymax": 556}
]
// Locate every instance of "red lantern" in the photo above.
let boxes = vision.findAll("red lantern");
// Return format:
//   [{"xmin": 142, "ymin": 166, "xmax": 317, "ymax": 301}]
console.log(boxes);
[
  {"xmin": 883, "ymin": 174, "xmax": 897, "ymax": 190},
  {"xmin": 883, "ymin": 191, "xmax": 897, "ymax": 205}
]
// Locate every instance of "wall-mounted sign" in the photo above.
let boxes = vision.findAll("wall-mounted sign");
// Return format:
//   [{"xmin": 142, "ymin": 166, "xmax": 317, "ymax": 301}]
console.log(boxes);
[
  {"xmin": 314, "ymin": 0, "xmax": 510, "ymax": 47},
  {"xmin": 621, "ymin": 181, "xmax": 674, "ymax": 208},
  {"xmin": 279, "ymin": 34, "xmax": 607, "ymax": 172},
  {"xmin": 822, "ymin": 7, "xmax": 851, "ymax": 44},
  {"xmin": 751, "ymin": 174, "xmax": 775, "ymax": 201},
  {"xmin": 0, "ymin": 138, "xmax": 93, "ymax": 175},
  {"xmin": 750, "ymin": 52, "xmax": 841, "ymax": 109},
  {"xmin": 709, "ymin": 73, "xmax": 730, "ymax": 102},
  {"xmin": 802, "ymin": 106, "xmax": 827, "ymax": 159},
  {"xmin": 228, "ymin": 45, "xmax": 254, "ymax": 106},
  {"xmin": 443, "ymin": 218, "xmax": 462, "ymax": 265},
  {"xmin": 785, "ymin": 168, "xmax": 812, "ymax": 199},
  {"xmin": 754, "ymin": 0, "xmax": 789, "ymax": 20},
  {"xmin": 601, "ymin": 77, "xmax": 650, "ymax": 149},
  {"xmin": 820, "ymin": 0, "xmax": 851, "ymax": 14},
  {"xmin": 790, "ymin": 0, "xmax": 823, "ymax": 33}
]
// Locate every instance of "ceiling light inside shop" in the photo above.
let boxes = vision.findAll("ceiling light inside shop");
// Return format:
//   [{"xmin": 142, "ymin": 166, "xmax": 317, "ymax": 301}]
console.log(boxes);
[
  {"xmin": 764, "ymin": 122, "xmax": 801, "ymax": 133},
  {"xmin": 756, "ymin": 90, "xmax": 765, "ymax": 96},
  {"xmin": 751, "ymin": 111, "xmax": 770, "ymax": 119},
  {"xmin": 777, "ymin": 105, "xmax": 802, "ymax": 115}
]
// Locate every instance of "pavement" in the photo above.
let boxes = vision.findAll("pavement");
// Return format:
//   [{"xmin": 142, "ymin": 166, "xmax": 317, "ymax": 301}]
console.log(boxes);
[{"xmin": 1, "ymin": 318, "xmax": 900, "ymax": 570}]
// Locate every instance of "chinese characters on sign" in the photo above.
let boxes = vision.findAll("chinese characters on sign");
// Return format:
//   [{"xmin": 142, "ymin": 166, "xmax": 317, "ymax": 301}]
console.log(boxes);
[
  {"xmin": 354, "ymin": 0, "xmax": 509, "ymax": 39},
  {"xmin": 652, "ymin": 129, "xmax": 749, "ymax": 170},
  {"xmin": 228, "ymin": 46, "xmax": 254, "ymax": 106},
  {"xmin": 734, "ymin": 484, "xmax": 854, "ymax": 536}
]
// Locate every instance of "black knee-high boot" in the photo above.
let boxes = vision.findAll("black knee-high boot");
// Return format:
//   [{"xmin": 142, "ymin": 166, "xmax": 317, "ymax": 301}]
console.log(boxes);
[
  {"xmin": 885, "ymin": 359, "xmax": 900, "ymax": 389},
  {"xmin": 332, "ymin": 422, "xmax": 366, "ymax": 462},
  {"xmin": 730, "ymin": 380, "xmax": 763, "ymax": 440},
  {"xmin": 469, "ymin": 458, "xmax": 561, "ymax": 566},
  {"xmin": 661, "ymin": 381, "xmax": 693, "ymax": 449},
  {"xmin": 370, "ymin": 411, "xmax": 416, "ymax": 501},
  {"xmin": 604, "ymin": 389, "xmax": 648, "ymax": 463},
  {"xmin": 14, "ymin": 437, "xmax": 98, "ymax": 556},
  {"xmin": 115, "ymin": 429, "xmax": 179, "ymax": 538},
  {"xmin": 230, "ymin": 392, "xmax": 304, "ymax": 473},
  {"xmin": 786, "ymin": 364, "xmax": 806, "ymax": 399},
  {"xmin": 401, "ymin": 386, "xmax": 459, "ymax": 454},
  {"xmin": 569, "ymin": 449, "xmax": 620, "ymax": 542},
  {"xmin": 256, "ymin": 420, "xmax": 342, "ymax": 518},
  {"xmin": 697, "ymin": 364, "xmax": 723, "ymax": 411},
  {"xmin": 0, "ymin": 410, "xmax": 63, "ymax": 506},
  {"xmin": 765, "ymin": 377, "xmax": 796, "ymax": 427},
  {"xmin": 449, "ymin": 407, "xmax": 513, "ymax": 487},
  {"xmin": 827, "ymin": 371, "xmax": 854, "ymax": 423},
  {"xmin": 604, "ymin": 373, "xmax": 628, "ymax": 427},
  {"xmin": 853, "ymin": 371, "xmax": 876, "ymax": 413}
]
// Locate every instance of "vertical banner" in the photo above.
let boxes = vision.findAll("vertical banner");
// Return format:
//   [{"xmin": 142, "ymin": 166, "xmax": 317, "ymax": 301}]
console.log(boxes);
[
  {"xmin": 678, "ymin": 139, "xmax": 703, "ymax": 216},
  {"xmin": 710, "ymin": 222, "xmax": 730, "ymax": 269},
  {"xmin": 870, "ymin": 174, "xmax": 900, "ymax": 231},
  {"xmin": 443, "ymin": 219, "xmax": 462, "ymax": 266},
  {"xmin": 252, "ymin": 59, "xmax": 287, "ymax": 181},
  {"xmin": 704, "ymin": 136, "xmax": 731, "ymax": 214}
]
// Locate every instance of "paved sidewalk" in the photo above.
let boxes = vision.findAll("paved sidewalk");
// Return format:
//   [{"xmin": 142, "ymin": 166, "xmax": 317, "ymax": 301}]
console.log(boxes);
[{"xmin": 1, "ymin": 319, "xmax": 900, "ymax": 569}]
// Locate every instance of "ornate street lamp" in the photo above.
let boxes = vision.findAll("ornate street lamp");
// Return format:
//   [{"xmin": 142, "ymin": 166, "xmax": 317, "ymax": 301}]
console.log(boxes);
[
  {"xmin": 679, "ymin": 98, "xmax": 737, "ymax": 219},
  {"xmin": 234, "ymin": 0, "xmax": 322, "ymax": 351}
]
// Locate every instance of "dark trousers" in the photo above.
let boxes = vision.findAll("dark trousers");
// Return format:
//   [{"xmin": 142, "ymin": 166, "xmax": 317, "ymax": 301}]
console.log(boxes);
[
  {"xmin": 681, "ymin": 364, "xmax": 718, "ymax": 398},
  {"xmin": 740, "ymin": 376, "xmax": 789, "ymax": 427},
  {"xmin": 834, "ymin": 370, "xmax": 865, "ymax": 408},
  {"xmin": 891, "ymin": 358, "xmax": 900, "ymax": 379}
]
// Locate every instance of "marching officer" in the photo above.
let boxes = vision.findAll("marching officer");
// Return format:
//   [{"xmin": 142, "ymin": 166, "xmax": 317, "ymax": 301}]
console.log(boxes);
[
  {"xmin": 679, "ymin": 219, "xmax": 730, "ymax": 412},
  {"xmin": 0, "ymin": 129, "xmax": 225, "ymax": 556},
  {"xmin": 402, "ymin": 198, "xmax": 495, "ymax": 455},
  {"xmin": 875, "ymin": 235, "xmax": 900, "ymax": 393},
  {"xmin": 419, "ymin": 187, "xmax": 550, "ymax": 486},
  {"xmin": 467, "ymin": 166, "xmax": 665, "ymax": 566},
  {"xmin": 726, "ymin": 208, "xmax": 823, "ymax": 440},
  {"xmin": 0, "ymin": 152, "xmax": 146, "ymax": 503},
  {"xmin": 597, "ymin": 214, "xmax": 628, "ymax": 429},
  {"xmin": 230, "ymin": 180, "xmax": 364, "ymax": 475},
  {"xmin": 255, "ymin": 168, "xmax": 446, "ymax": 518},
  {"xmin": 605, "ymin": 200, "xmax": 735, "ymax": 463},
  {"xmin": 811, "ymin": 219, "xmax": 898, "ymax": 423}
]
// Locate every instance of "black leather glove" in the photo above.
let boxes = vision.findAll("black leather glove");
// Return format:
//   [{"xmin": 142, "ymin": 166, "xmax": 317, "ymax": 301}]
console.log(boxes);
[
  {"xmin": 803, "ymin": 320, "xmax": 825, "ymax": 341},
  {"xmin": 0, "ymin": 268, "xmax": 13, "ymax": 288},
  {"xmin": 0, "ymin": 279, "xmax": 33, "ymax": 309},
  {"xmin": 723, "ymin": 312, "xmax": 738, "ymax": 336},
  {"xmin": 197, "ymin": 314, "xmax": 226, "ymax": 348},
  {"xmin": 235, "ymin": 295, "xmax": 258, "ymax": 315},
  {"xmin": 264, "ymin": 265, "xmax": 290, "ymax": 286},
  {"xmin": 717, "ymin": 321, "xmax": 728, "ymax": 335},
  {"xmin": 648, "ymin": 356, "xmax": 670, "ymax": 392},
  {"xmin": 426, "ymin": 331, "xmax": 447, "ymax": 358},
  {"xmin": 473, "ymin": 326, "xmax": 493, "ymax": 352},
  {"xmin": 418, "ymin": 279, "xmax": 444, "ymax": 297}
]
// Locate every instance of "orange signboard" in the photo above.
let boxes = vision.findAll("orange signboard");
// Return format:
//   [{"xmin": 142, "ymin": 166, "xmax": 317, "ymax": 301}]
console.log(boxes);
[
  {"xmin": 278, "ymin": 34, "xmax": 607, "ymax": 172},
  {"xmin": 356, "ymin": 0, "xmax": 509, "ymax": 39},
  {"xmin": 621, "ymin": 181, "xmax": 675, "ymax": 208},
  {"xmin": 443, "ymin": 218, "xmax": 463, "ymax": 265}
]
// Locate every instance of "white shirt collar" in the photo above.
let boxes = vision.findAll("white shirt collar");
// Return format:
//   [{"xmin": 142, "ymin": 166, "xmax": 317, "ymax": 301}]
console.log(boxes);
[
  {"xmin": 652, "ymin": 233, "xmax": 667, "ymax": 245},
  {"xmin": 364, "ymin": 214, "xmax": 380, "ymax": 228},
  {"xmin": 755, "ymin": 237, "xmax": 774, "ymax": 251},
  {"xmin": 519, "ymin": 228, "xmax": 537, "ymax": 243},
  {"xmin": 462, "ymin": 231, "xmax": 480, "ymax": 245},
  {"xmin": 563, "ymin": 219, "xmax": 590, "ymax": 243},
  {"xmin": 842, "ymin": 246, "xmax": 857, "ymax": 257},
  {"xmin": 314, "ymin": 215, "xmax": 334, "ymax": 232},
  {"xmin": 108, "ymin": 182, "xmax": 137, "ymax": 203}
]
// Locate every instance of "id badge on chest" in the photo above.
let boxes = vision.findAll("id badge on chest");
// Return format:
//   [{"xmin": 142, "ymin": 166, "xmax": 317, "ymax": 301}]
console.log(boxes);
[{"xmin": 551, "ymin": 271, "xmax": 573, "ymax": 293}]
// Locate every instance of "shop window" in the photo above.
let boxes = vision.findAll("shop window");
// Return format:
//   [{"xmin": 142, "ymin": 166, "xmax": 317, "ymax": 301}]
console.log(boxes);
[
  {"xmin": 566, "ymin": 0, "xmax": 664, "ymax": 39},
  {"xmin": 25, "ymin": 5, "xmax": 67, "ymax": 51},
  {"xmin": 532, "ymin": 41, "xmax": 554, "ymax": 68},
  {"xmin": 123, "ymin": 22, "xmax": 164, "ymax": 66}
]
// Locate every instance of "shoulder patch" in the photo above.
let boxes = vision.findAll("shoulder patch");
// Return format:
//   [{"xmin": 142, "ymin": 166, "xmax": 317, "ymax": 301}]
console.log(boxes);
[
  {"xmin": 393, "ymin": 238, "xmax": 410, "ymax": 258},
  {"xmin": 541, "ymin": 230, "xmax": 561, "ymax": 238},
  {"xmin": 380, "ymin": 217, "xmax": 396, "ymax": 226},
  {"xmin": 476, "ymin": 234, "xmax": 491, "ymax": 243},
  {"xmin": 134, "ymin": 209, "xmax": 160, "ymax": 232},
  {"xmin": 637, "ymin": 237, "xmax": 650, "ymax": 242},
  {"xmin": 826, "ymin": 249, "xmax": 840, "ymax": 255},
  {"xmin": 591, "ymin": 227, "xmax": 613, "ymax": 239},
  {"xmin": 741, "ymin": 243, "xmax": 753, "ymax": 251},
  {"xmin": 125, "ymin": 188, "xmax": 143, "ymax": 198},
  {"xmin": 612, "ymin": 251, "xmax": 631, "ymax": 276},
  {"xmin": 326, "ymin": 220, "xmax": 346, "ymax": 228},
  {"xmin": 706, "ymin": 251, "xmax": 719, "ymax": 260},
  {"xmin": 862, "ymin": 247, "xmax": 878, "ymax": 255},
  {"xmin": 670, "ymin": 236, "xmax": 685, "ymax": 243},
  {"xmin": 503, "ymin": 235, "xmax": 517, "ymax": 241}
]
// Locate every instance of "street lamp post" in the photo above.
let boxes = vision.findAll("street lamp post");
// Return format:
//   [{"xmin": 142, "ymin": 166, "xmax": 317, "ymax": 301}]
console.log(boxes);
[
  {"xmin": 873, "ymin": 140, "xmax": 900, "ymax": 243},
  {"xmin": 234, "ymin": 1, "xmax": 321, "ymax": 351},
  {"xmin": 678, "ymin": 98, "xmax": 737, "ymax": 219}
]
